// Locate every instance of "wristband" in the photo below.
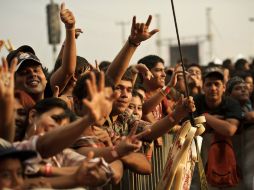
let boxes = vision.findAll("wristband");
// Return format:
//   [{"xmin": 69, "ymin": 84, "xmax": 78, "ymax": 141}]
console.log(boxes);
[
  {"xmin": 163, "ymin": 86, "xmax": 171, "ymax": 94},
  {"xmin": 128, "ymin": 37, "xmax": 140, "ymax": 47},
  {"xmin": 44, "ymin": 163, "xmax": 52, "ymax": 176}
]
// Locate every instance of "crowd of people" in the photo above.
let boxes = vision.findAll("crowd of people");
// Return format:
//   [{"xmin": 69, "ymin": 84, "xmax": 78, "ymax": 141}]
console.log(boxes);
[{"xmin": 0, "ymin": 2, "xmax": 254, "ymax": 190}]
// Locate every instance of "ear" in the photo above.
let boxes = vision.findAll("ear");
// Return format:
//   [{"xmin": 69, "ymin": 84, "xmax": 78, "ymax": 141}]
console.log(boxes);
[
  {"xmin": 28, "ymin": 109, "xmax": 37, "ymax": 126},
  {"xmin": 222, "ymin": 83, "xmax": 226, "ymax": 93}
]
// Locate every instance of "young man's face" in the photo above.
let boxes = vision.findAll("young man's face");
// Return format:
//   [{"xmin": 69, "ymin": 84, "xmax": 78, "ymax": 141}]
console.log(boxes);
[
  {"xmin": 15, "ymin": 64, "xmax": 47, "ymax": 97},
  {"xmin": 112, "ymin": 80, "xmax": 133, "ymax": 115},
  {"xmin": 245, "ymin": 76, "xmax": 253, "ymax": 95},
  {"xmin": 0, "ymin": 158, "xmax": 24, "ymax": 189},
  {"xmin": 203, "ymin": 77, "xmax": 225, "ymax": 103},
  {"xmin": 146, "ymin": 62, "xmax": 166, "ymax": 89},
  {"xmin": 230, "ymin": 82, "xmax": 249, "ymax": 104}
]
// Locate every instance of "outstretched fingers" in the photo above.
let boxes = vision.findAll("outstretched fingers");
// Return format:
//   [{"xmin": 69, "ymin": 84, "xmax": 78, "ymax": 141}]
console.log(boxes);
[
  {"xmin": 98, "ymin": 71, "xmax": 105, "ymax": 92},
  {"xmin": 145, "ymin": 15, "xmax": 152, "ymax": 27}
]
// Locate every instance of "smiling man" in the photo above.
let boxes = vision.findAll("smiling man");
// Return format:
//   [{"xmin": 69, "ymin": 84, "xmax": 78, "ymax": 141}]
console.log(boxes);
[{"xmin": 14, "ymin": 52, "xmax": 47, "ymax": 102}]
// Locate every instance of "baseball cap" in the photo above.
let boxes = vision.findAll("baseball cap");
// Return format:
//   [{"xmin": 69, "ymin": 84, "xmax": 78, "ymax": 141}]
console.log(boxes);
[
  {"xmin": 7, "ymin": 45, "xmax": 35, "ymax": 65},
  {"xmin": 0, "ymin": 138, "xmax": 37, "ymax": 161},
  {"xmin": 16, "ymin": 52, "xmax": 42, "ymax": 71},
  {"xmin": 226, "ymin": 76, "xmax": 245, "ymax": 95},
  {"xmin": 203, "ymin": 66, "xmax": 224, "ymax": 81}
]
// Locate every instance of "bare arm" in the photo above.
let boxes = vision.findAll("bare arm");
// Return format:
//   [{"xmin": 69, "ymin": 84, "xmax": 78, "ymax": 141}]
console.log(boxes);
[
  {"xmin": 0, "ymin": 58, "xmax": 17, "ymax": 142},
  {"xmin": 120, "ymin": 152, "xmax": 152, "ymax": 174},
  {"xmin": 143, "ymin": 97, "xmax": 196, "ymax": 141},
  {"xmin": 142, "ymin": 64, "xmax": 181, "ymax": 115},
  {"xmin": 50, "ymin": 3, "xmax": 76, "ymax": 93},
  {"xmin": 24, "ymin": 153, "xmax": 111, "ymax": 188},
  {"xmin": 37, "ymin": 116, "xmax": 93, "ymax": 158},
  {"xmin": 38, "ymin": 72, "xmax": 116, "ymax": 158},
  {"xmin": 106, "ymin": 15, "xmax": 159, "ymax": 86},
  {"xmin": 204, "ymin": 113, "xmax": 239, "ymax": 136}
]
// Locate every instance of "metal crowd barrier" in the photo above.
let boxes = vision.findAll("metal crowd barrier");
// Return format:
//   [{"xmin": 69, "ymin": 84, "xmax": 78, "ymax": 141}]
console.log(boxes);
[{"xmin": 104, "ymin": 134, "xmax": 173, "ymax": 190}]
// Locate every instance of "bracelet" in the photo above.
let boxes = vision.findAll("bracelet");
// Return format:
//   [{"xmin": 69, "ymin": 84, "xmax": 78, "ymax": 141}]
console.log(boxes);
[
  {"xmin": 110, "ymin": 146, "xmax": 119, "ymax": 159},
  {"xmin": 162, "ymin": 86, "xmax": 171, "ymax": 95},
  {"xmin": 128, "ymin": 37, "xmax": 140, "ymax": 47},
  {"xmin": 44, "ymin": 163, "xmax": 52, "ymax": 176}
]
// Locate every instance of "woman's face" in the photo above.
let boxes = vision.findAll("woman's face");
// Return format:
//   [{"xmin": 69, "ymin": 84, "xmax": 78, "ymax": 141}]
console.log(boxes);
[
  {"xmin": 29, "ymin": 107, "xmax": 70, "ymax": 136},
  {"xmin": 128, "ymin": 96, "xmax": 143, "ymax": 120},
  {"xmin": 0, "ymin": 158, "xmax": 24, "ymax": 190},
  {"xmin": 14, "ymin": 98, "xmax": 28, "ymax": 141}
]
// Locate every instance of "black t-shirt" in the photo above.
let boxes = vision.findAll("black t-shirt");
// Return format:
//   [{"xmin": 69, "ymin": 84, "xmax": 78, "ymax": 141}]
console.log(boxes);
[{"xmin": 194, "ymin": 94, "xmax": 242, "ymax": 120}]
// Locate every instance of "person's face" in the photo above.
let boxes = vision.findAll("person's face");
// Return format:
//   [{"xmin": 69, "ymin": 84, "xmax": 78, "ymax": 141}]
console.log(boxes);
[
  {"xmin": 112, "ymin": 80, "xmax": 133, "ymax": 115},
  {"xmin": 187, "ymin": 66, "xmax": 202, "ymax": 81},
  {"xmin": 30, "ymin": 107, "xmax": 70, "ymax": 136},
  {"xmin": 230, "ymin": 83, "xmax": 249, "ymax": 104},
  {"xmin": 203, "ymin": 77, "xmax": 225, "ymax": 103},
  {"xmin": 14, "ymin": 98, "xmax": 28, "ymax": 141},
  {"xmin": 128, "ymin": 96, "xmax": 143, "ymax": 120},
  {"xmin": 0, "ymin": 158, "xmax": 24, "ymax": 190},
  {"xmin": 244, "ymin": 62, "xmax": 250, "ymax": 71},
  {"xmin": 15, "ymin": 64, "xmax": 47, "ymax": 96},
  {"xmin": 245, "ymin": 76, "xmax": 253, "ymax": 95},
  {"xmin": 147, "ymin": 62, "xmax": 166, "ymax": 88}
]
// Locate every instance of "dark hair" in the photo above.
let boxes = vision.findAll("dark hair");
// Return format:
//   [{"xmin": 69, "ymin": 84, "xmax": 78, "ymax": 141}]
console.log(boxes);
[
  {"xmin": 33, "ymin": 97, "xmax": 76, "ymax": 122},
  {"xmin": 235, "ymin": 58, "xmax": 248, "ymax": 70},
  {"xmin": 134, "ymin": 83, "xmax": 146, "ymax": 93},
  {"xmin": 187, "ymin": 63, "xmax": 202, "ymax": 70},
  {"xmin": 121, "ymin": 67, "xmax": 134, "ymax": 82},
  {"xmin": 53, "ymin": 56, "xmax": 92, "ymax": 73},
  {"xmin": 137, "ymin": 55, "xmax": 164, "ymax": 70},
  {"xmin": 99, "ymin": 61, "xmax": 111, "ymax": 72},
  {"xmin": 73, "ymin": 71, "xmax": 114, "ymax": 101},
  {"xmin": 132, "ymin": 90, "xmax": 144, "ymax": 103}
]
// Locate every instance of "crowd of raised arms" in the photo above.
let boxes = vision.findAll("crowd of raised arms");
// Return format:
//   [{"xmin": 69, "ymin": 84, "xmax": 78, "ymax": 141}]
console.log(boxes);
[{"xmin": 1, "ymin": 2, "xmax": 254, "ymax": 190}]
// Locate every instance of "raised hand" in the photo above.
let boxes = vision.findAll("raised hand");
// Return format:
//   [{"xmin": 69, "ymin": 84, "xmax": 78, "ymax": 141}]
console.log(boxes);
[
  {"xmin": 82, "ymin": 71, "xmax": 119, "ymax": 123},
  {"xmin": 172, "ymin": 96, "xmax": 196, "ymax": 122},
  {"xmin": 166, "ymin": 64, "xmax": 184, "ymax": 88},
  {"xmin": 60, "ymin": 3, "xmax": 75, "ymax": 30},
  {"xmin": 129, "ymin": 15, "xmax": 159, "ymax": 45},
  {"xmin": 0, "ymin": 57, "xmax": 17, "ymax": 100},
  {"xmin": 115, "ymin": 126, "xmax": 151, "ymax": 157},
  {"xmin": 131, "ymin": 64, "xmax": 154, "ymax": 80},
  {"xmin": 75, "ymin": 28, "xmax": 83, "ymax": 39}
]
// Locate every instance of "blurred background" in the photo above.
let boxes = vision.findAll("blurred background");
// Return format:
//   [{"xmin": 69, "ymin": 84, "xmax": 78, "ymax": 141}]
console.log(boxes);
[{"xmin": 0, "ymin": 0, "xmax": 254, "ymax": 71}]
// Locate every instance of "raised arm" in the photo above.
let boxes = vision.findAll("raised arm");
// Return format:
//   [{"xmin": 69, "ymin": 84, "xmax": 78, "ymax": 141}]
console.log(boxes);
[
  {"xmin": 50, "ymin": 3, "xmax": 76, "ymax": 93},
  {"xmin": 106, "ymin": 15, "xmax": 159, "ymax": 86},
  {"xmin": 0, "ymin": 57, "xmax": 17, "ymax": 142},
  {"xmin": 142, "ymin": 64, "xmax": 181, "ymax": 115},
  {"xmin": 143, "ymin": 96, "xmax": 196, "ymax": 141},
  {"xmin": 37, "ymin": 72, "xmax": 117, "ymax": 158}
]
